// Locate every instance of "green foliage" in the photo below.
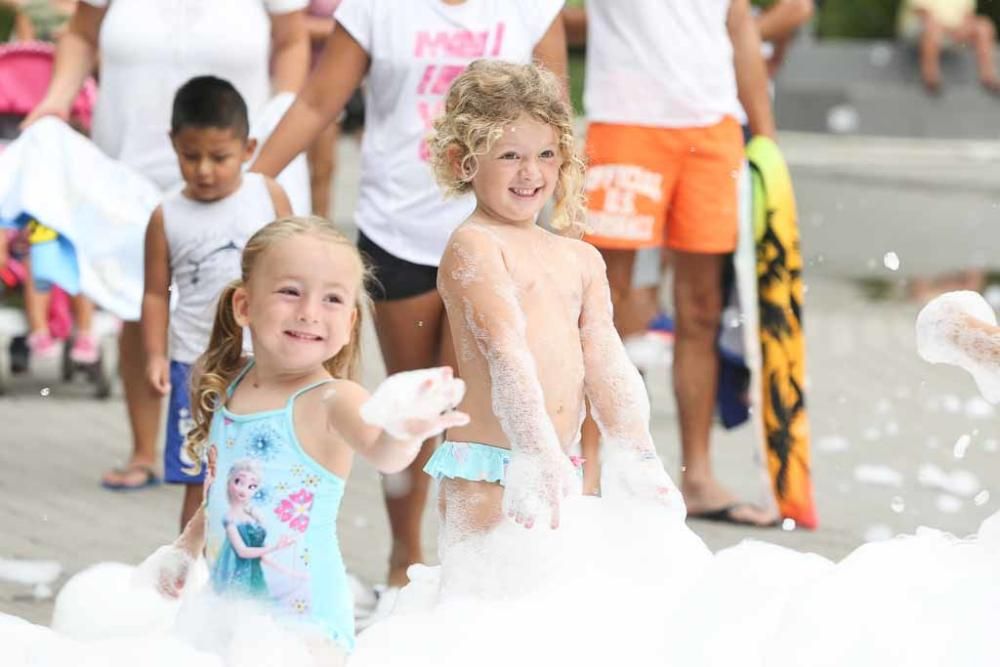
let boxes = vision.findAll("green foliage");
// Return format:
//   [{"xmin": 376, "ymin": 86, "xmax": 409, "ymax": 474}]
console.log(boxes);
[
  {"xmin": 817, "ymin": 0, "xmax": 1000, "ymax": 39},
  {"xmin": 0, "ymin": 7, "xmax": 14, "ymax": 42}
]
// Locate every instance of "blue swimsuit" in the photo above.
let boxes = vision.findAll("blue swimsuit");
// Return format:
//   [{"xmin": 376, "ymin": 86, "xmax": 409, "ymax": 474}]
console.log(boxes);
[{"xmin": 204, "ymin": 363, "xmax": 355, "ymax": 651}]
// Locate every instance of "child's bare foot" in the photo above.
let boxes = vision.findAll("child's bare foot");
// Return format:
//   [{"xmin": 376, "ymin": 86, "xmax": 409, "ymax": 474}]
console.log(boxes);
[
  {"xmin": 981, "ymin": 78, "xmax": 1000, "ymax": 95},
  {"xmin": 682, "ymin": 477, "xmax": 778, "ymax": 527},
  {"xmin": 923, "ymin": 74, "xmax": 942, "ymax": 96}
]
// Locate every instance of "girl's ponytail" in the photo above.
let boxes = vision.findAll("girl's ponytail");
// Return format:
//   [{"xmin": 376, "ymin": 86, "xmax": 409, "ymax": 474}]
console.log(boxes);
[{"xmin": 184, "ymin": 281, "xmax": 245, "ymax": 474}]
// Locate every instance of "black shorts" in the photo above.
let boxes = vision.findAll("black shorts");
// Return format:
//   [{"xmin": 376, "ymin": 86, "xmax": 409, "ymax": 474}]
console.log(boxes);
[{"xmin": 357, "ymin": 230, "xmax": 439, "ymax": 301}]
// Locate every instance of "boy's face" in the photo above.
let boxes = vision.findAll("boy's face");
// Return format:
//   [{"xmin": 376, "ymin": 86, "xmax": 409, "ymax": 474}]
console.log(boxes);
[{"xmin": 171, "ymin": 126, "xmax": 256, "ymax": 202}]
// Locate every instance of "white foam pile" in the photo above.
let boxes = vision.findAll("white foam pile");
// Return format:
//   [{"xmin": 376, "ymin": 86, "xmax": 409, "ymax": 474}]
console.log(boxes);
[{"xmin": 1, "ymin": 497, "xmax": 999, "ymax": 666}]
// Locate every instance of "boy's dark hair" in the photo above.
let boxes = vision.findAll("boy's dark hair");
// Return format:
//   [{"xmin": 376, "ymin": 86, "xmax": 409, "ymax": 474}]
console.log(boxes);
[{"xmin": 170, "ymin": 76, "xmax": 249, "ymax": 139}]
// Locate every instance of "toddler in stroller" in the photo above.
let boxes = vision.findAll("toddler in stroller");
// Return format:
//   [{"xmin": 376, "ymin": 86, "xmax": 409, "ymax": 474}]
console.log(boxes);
[{"xmin": 0, "ymin": 41, "xmax": 116, "ymax": 396}]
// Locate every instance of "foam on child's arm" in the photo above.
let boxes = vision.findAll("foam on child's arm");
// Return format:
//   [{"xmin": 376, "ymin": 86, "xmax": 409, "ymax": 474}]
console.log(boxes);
[
  {"xmin": 578, "ymin": 246, "xmax": 681, "ymax": 509},
  {"xmin": 442, "ymin": 227, "xmax": 577, "ymax": 528}
]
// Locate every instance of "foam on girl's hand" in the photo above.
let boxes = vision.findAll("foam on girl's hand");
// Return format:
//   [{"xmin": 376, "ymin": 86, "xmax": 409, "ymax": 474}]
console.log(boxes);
[
  {"xmin": 360, "ymin": 367, "xmax": 467, "ymax": 440},
  {"xmin": 133, "ymin": 544, "xmax": 196, "ymax": 599},
  {"xmin": 916, "ymin": 291, "xmax": 1000, "ymax": 402},
  {"xmin": 600, "ymin": 446, "xmax": 684, "ymax": 517}
]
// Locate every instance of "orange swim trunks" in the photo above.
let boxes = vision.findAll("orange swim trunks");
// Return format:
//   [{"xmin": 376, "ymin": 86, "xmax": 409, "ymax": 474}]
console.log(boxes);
[{"xmin": 582, "ymin": 117, "xmax": 743, "ymax": 254}]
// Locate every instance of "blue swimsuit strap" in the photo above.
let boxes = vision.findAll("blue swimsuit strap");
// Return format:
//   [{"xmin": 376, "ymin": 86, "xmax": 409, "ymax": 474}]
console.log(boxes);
[
  {"xmin": 226, "ymin": 359, "xmax": 256, "ymax": 398},
  {"xmin": 284, "ymin": 377, "xmax": 338, "ymax": 411}
]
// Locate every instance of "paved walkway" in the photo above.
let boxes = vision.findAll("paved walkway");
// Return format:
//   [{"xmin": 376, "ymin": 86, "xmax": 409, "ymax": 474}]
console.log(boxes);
[{"xmin": 2, "ymin": 134, "xmax": 998, "ymax": 626}]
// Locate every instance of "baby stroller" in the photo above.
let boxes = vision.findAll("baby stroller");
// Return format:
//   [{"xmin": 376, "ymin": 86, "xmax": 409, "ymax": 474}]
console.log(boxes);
[{"xmin": 0, "ymin": 41, "xmax": 116, "ymax": 397}]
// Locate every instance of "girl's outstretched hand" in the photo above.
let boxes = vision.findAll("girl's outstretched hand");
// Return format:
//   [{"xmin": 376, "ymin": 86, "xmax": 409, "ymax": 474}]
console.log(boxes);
[
  {"xmin": 360, "ymin": 367, "xmax": 470, "ymax": 441},
  {"xmin": 503, "ymin": 448, "xmax": 580, "ymax": 530},
  {"xmin": 136, "ymin": 544, "xmax": 195, "ymax": 599}
]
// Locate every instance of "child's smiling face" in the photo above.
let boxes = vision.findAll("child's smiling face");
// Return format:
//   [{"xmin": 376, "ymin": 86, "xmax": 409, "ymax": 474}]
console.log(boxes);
[
  {"xmin": 468, "ymin": 114, "xmax": 561, "ymax": 226},
  {"xmin": 233, "ymin": 233, "xmax": 361, "ymax": 375}
]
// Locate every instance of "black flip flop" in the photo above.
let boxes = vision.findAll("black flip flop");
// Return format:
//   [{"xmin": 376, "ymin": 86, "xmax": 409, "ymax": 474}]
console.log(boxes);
[
  {"xmin": 101, "ymin": 464, "xmax": 161, "ymax": 492},
  {"xmin": 688, "ymin": 503, "xmax": 780, "ymax": 528}
]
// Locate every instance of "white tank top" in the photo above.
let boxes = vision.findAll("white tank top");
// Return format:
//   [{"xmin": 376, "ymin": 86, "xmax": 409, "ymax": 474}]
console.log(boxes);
[
  {"xmin": 583, "ymin": 0, "xmax": 739, "ymax": 128},
  {"xmin": 162, "ymin": 173, "xmax": 276, "ymax": 364}
]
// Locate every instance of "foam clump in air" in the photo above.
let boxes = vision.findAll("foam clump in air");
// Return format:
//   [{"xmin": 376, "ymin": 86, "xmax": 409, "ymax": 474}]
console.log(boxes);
[{"xmin": 916, "ymin": 291, "xmax": 1000, "ymax": 403}]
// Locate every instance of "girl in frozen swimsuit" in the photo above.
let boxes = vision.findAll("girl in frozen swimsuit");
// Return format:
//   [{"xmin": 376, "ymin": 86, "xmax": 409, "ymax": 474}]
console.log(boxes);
[{"xmin": 151, "ymin": 216, "xmax": 468, "ymax": 657}]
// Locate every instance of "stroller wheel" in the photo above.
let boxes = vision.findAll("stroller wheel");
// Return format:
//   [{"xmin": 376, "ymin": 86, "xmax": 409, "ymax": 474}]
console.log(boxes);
[
  {"xmin": 10, "ymin": 336, "xmax": 29, "ymax": 374},
  {"xmin": 92, "ymin": 335, "xmax": 117, "ymax": 400},
  {"xmin": 92, "ymin": 358, "xmax": 111, "ymax": 399},
  {"xmin": 0, "ymin": 337, "xmax": 10, "ymax": 395},
  {"xmin": 61, "ymin": 340, "xmax": 74, "ymax": 382}
]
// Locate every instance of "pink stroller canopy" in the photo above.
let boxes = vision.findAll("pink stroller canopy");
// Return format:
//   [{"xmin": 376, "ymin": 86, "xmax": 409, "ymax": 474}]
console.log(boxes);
[{"xmin": 0, "ymin": 41, "xmax": 97, "ymax": 129}]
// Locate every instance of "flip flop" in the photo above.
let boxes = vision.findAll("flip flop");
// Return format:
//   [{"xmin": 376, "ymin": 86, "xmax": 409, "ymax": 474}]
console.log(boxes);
[
  {"xmin": 101, "ymin": 464, "xmax": 161, "ymax": 492},
  {"xmin": 688, "ymin": 503, "xmax": 780, "ymax": 528}
]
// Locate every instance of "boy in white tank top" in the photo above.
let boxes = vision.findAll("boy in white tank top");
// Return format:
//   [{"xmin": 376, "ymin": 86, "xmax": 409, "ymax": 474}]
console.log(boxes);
[{"xmin": 140, "ymin": 76, "xmax": 292, "ymax": 528}]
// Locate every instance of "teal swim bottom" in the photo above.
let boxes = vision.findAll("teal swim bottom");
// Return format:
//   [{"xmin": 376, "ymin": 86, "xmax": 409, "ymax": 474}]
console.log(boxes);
[{"xmin": 424, "ymin": 441, "xmax": 583, "ymax": 487}]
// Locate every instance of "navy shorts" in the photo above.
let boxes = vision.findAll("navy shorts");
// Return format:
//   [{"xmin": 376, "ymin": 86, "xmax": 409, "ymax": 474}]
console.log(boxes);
[
  {"xmin": 164, "ymin": 360, "xmax": 204, "ymax": 484},
  {"xmin": 357, "ymin": 230, "xmax": 438, "ymax": 301}
]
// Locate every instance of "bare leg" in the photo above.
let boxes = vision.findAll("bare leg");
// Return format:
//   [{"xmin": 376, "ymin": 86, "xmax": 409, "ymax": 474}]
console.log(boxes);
[
  {"xmin": 970, "ymin": 17, "xmax": 1000, "ymax": 89},
  {"xmin": 673, "ymin": 251, "xmax": 775, "ymax": 525},
  {"xmin": 72, "ymin": 294, "xmax": 94, "ymax": 334},
  {"xmin": 179, "ymin": 483, "xmax": 203, "ymax": 531},
  {"xmin": 23, "ymin": 268, "xmax": 51, "ymax": 335},
  {"xmin": 579, "ymin": 408, "xmax": 601, "ymax": 494},
  {"xmin": 438, "ymin": 477, "xmax": 505, "ymax": 554},
  {"xmin": 102, "ymin": 321, "xmax": 161, "ymax": 487},
  {"xmin": 307, "ymin": 122, "xmax": 339, "ymax": 219},
  {"xmin": 919, "ymin": 14, "xmax": 943, "ymax": 94},
  {"xmin": 374, "ymin": 289, "xmax": 456, "ymax": 587},
  {"xmin": 578, "ymin": 249, "xmax": 641, "ymax": 494}
]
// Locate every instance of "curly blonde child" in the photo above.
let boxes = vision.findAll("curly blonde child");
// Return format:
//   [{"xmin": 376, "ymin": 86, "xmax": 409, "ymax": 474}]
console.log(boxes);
[{"xmin": 430, "ymin": 59, "xmax": 585, "ymax": 232}]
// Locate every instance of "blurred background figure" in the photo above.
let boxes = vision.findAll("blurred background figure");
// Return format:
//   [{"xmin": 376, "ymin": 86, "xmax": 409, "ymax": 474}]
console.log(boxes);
[
  {"xmin": 898, "ymin": 0, "xmax": 1000, "ymax": 94},
  {"xmin": 0, "ymin": 0, "xmax": 75, "ymax": 42},
  {"xmin": 755, "ymin": 0, "xmax": 815, "ymax": 75},
  {"xmin": 304, "ymin": 0, "xmax": 340, "ymax": 219},
  {"xmin": 21, "ymin": 0, "xmax": 309, "ymax": 492}
]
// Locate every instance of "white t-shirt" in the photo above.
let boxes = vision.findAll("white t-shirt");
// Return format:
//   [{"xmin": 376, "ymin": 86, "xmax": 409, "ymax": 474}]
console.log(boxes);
[
  {"xmin": 82, "ymin": 0, "xmax": 307, "ymax": 190},
  {"xmin": 335, "ymin": 0, "xmax": 563, "ymax": 267},
  {"xmin": 584, "ymin": 0, "xmax": 739, "ymax": 129},
  {"xmin": 162, "ymin": 173, "xmax": 276, "ymax": 363}
]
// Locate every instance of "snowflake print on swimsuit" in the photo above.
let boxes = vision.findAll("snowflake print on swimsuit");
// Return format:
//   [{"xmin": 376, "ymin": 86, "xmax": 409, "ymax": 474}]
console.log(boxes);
[
  {"xmin": 252, "ymin": 485, "xmax": 272, "ymax": 506},
  {"xmin": 292, "ymin": 598, "xmax": 309, "ymax": 614},
  {"xmin": 275, "ymin": 488, "xmax": 315, "ymax": 533},
  {"xmin": 300, "ymin": 547, "xmax": 311, "ymax": 567},
  {"xmin": 303, "ymin": 473, "xmax": 321, "ymax": 488},
  {"xmin": 244, "ymin": 423, "xmax": 283, "ymax": 461}
]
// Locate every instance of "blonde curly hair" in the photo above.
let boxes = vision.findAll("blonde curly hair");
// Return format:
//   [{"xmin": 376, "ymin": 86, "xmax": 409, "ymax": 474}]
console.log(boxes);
[{"xmin": 429, "ymin": 59, "xmax": 585, "ymax": 231}]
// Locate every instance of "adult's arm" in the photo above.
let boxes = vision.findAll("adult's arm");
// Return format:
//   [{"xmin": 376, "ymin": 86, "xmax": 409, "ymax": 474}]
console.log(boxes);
[
  {"xmin": 755, "ymin": 0, "xmax": 814, "ymax": 43},
  {"xmin": 21, "ymin": 2, "xmax": 105, "ymax": 127},
  {"xmin": 532, "ymin": 11, "xmax": 569, "ymax": 87},
  {"xmin": 251, "ymin": 25, "xmax": 369, "ymax": 177},
  {"xmin": 728, "ymin": 0, "xmax": 776, "ymax": 139},
  {"xmin": 562, "ymin": 6, "xmax": 587, "ymax": 49},
  {"xmin": 269, "ymin": 9, "xmax": 310, "ymax": 94}
]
